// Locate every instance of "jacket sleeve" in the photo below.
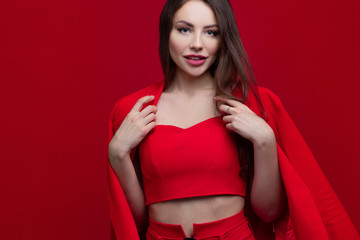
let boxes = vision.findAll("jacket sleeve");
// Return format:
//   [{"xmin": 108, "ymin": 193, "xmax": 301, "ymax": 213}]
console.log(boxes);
[
  {"xmin": 106, "ymin": 99, "xmax": 140, "ymax": 240},
  {"xmin": 260, "ymin": 90, "xmax": 359, "ymax": 240}
]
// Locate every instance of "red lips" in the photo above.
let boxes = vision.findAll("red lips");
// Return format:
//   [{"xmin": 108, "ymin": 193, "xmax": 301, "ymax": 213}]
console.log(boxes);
[
  {"xmin": 184, "ymin": 54, "xmax": 207, "ymax": 59},
  {"xmin": 184, "ymin": 54, "xmax": 207, "ymax": 66}
]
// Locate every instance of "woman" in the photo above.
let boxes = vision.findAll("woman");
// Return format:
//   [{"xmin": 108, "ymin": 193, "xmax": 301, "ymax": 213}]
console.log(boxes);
[{"xmin": 107, "ymin": 0, "xmax": 359, "ymax": 239}]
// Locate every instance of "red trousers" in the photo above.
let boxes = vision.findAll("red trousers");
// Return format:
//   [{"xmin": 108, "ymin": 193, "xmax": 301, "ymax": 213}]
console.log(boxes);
[{"xmin": 146, "ymin": 209, "xmax": 255, "ymax": 240}]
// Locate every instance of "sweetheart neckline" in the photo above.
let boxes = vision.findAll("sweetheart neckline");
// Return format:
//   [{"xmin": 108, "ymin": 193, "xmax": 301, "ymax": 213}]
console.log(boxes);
[{"xmin": 155, "ymin": 115, "xmax": 223, "ymax": 130}]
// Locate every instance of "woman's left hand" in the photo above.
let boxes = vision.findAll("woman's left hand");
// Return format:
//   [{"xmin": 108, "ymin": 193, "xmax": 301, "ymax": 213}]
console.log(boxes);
[{"xmin": 214, "ymin": 95, "xmax": 275, "ymax": 145}]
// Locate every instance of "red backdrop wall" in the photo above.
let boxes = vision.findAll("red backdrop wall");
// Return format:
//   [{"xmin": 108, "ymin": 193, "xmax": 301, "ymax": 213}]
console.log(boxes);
[{"xmin": 1, "ymin": 0, "xmax": 359, "ymax": 239}]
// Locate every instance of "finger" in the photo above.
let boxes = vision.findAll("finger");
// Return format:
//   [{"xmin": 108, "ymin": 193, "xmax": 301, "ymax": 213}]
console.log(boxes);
[
  {"xmin": 143, "ymin": 112, "xmax": 156, "ymax": 125},
  {"xmin": 219, "ymin": 104, "xmax": 235, "ymax": 115},
  {"xmin": 225, "ymin": 122, "xmax": 234, "ymax": 131},
  {"xmin": 131, "ymin": 95, "xmax": 155, "ymax": 112},
  {"xmin": 222, "ymin": 115, "xmax": 233, "ymax": 123},
  {"xmin": 143, "ymin": 121, "xmax": 156, "ymax": 134},
  {"xmin": 214, "ymin": 95, "xmax": 242, "ymax": 108},
  {"xmin": 139, "ymin": 105, "xmax": 158, "ymax": 118}
]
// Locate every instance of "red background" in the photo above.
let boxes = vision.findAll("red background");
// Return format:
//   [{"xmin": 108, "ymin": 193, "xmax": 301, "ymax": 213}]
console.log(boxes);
[{"xmin": 1, "ymin": 0, "xmax": 359, "ymax": 239}]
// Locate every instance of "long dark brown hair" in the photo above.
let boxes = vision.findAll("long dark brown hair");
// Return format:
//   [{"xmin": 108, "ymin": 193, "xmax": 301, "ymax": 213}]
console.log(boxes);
[{"xmin": 159, "ymin": 0, "xmax": 266, "ymax": 176}]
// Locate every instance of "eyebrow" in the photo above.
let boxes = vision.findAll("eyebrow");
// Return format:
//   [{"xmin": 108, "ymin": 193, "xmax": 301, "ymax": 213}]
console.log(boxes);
[{"xmin": 175, "ymin": 20, "xmax": 219, "ymax": 29}]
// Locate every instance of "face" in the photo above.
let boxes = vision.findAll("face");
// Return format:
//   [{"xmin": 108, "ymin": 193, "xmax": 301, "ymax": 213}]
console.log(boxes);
[{"xmin": 169, "ymin": 0, "xmax": 220, "ymax": 78}]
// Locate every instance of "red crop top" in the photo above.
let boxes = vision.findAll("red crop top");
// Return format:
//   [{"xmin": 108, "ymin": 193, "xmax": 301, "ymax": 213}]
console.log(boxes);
[{"xmin": 138, "ymin": 115, "xmax": 247, "ymax": 206}]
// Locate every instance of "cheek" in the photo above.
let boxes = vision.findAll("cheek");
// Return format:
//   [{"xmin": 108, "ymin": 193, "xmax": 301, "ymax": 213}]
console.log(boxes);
[
  {"xmin": 207, "ymin": 40, "xmax": 220, "ymax": 55},
  {"xmin": 169, "ymin": 33, "xmax": 186, "ymax": 57}
]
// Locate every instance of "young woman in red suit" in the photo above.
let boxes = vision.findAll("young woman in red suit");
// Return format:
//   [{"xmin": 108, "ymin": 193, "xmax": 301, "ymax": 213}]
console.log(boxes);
[{"xmin": 107, "ymin": 0, "xmax": 359, "ymax": 239}]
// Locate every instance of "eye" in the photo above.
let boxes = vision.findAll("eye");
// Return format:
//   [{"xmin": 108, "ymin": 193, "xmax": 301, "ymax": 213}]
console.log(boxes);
[
  {"xmin": 177, "ymin": 27, "xmax": 190, "ymax": 34},
  {"xmin": 205, "ymin": 30, "xmax": 219, "ymax": 37}
]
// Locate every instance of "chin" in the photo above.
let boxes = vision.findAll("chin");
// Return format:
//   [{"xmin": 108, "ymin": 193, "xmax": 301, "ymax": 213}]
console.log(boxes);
[
  {"xmin": 189, "ymin": 72, "xmax": 205, "ymax": 78},
  {"xmin": 184, "ymin": 68, "xmax": 209, "ymax": 78}
]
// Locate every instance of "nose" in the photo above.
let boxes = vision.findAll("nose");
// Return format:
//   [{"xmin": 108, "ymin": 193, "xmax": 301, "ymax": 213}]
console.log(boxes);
[{"xmin": 190, "ymin": 32, "xmax": 203, "ymax": 51}]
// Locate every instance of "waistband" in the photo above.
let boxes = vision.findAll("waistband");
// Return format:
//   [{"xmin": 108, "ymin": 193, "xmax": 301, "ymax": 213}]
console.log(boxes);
[{"xmin": 147, "ymin": 209, "xmax": 251, "ymax": 239}]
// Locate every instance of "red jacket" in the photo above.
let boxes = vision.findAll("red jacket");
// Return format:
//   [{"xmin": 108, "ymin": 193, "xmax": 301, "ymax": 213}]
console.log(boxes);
[{"xmin": 107, "ymin": 81, "xmax": 359, "ymax": 240}]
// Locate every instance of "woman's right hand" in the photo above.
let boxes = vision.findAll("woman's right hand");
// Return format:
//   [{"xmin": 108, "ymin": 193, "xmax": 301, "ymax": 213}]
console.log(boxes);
[{"xmin": 109, "ymin": 95, "xmax": 157, "ymax": 162}]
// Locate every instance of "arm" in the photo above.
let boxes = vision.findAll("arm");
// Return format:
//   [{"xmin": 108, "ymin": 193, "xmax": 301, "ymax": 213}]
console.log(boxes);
[
  {"xmin": 109, "ymin": 152, "xmax": 147, "ymax": 231},
  {"xmin": 250, "ymin": 128, "xmax": 285, "ymax": 222},
  {"xmin": 108, "ymin": 95, "xmax": 157, "ymax": 232},
  {"xmin": 214, "ymin": 95, "xmax": 285, "ymax": 222}
]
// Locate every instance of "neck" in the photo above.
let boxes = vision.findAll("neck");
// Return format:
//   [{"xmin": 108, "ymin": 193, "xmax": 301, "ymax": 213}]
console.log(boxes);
[{"xmin": 167, "ymin": 69, "xmax": 215, "ymax": 96}]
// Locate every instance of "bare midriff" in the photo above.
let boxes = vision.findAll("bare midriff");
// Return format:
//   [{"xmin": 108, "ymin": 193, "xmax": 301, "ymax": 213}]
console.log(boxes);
[{"xmin": 148, "ymin": 195, "xmax": 245, "ymax": 237}]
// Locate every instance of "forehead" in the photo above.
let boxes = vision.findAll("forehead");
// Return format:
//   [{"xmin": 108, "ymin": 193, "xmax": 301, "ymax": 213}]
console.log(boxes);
[{"xmin": 173, "ymin": 0, "xmax": 218, "ymax": 26}]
